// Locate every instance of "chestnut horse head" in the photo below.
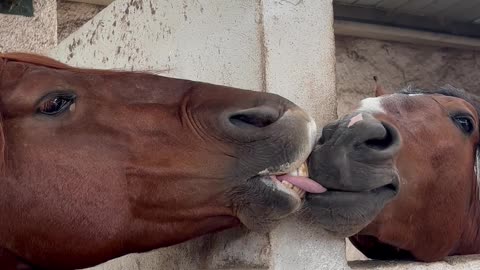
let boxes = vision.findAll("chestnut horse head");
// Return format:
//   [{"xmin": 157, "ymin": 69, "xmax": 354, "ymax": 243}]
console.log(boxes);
[
  {"xmin": 0, "ymin": 53, "xmax": 323, "ymax": 269},
  {"xmin": 306, "ymin": 83, "xmax": 480, "ymax": 262}
]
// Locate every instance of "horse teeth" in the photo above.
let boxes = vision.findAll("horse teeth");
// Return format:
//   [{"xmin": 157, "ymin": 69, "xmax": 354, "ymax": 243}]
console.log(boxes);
[
  {"xmin": 280, "ymin": 179, "xmax": 308, "ymax": 199},
  {"xmin": 281, "ymin": 180, "xmax": 294, "ymax": 189},
  {"xmin": 298, "ymin": 162, "xmax": 309, "ymax": 177},
  {"xmin": 286, "ymin": 162, "xmax": 309, "ymax": 177},
  {"xmin": 288, "ymin": 170, "xmax": 299, "ymax": 176}
]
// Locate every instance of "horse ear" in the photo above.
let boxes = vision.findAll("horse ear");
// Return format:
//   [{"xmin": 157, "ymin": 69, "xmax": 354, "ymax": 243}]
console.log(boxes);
[{"xmin": 373, "ymin": 76, "xmax": 388, "ymax": 97}]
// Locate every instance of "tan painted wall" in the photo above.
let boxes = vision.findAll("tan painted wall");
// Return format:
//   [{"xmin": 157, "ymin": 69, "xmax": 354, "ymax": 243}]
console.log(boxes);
[
  {"xmin": 0, "ymin": 0, "xmax": 57, "ymax": 54},
  {"xmin": 336, "ymin": 36, "xmax": 480, "ymax": 117}
]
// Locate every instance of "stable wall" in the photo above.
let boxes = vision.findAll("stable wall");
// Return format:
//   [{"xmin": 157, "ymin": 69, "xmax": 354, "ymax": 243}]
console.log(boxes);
[
  {"xmin": 50, "ymin": 0, "xmax": 344, "ymax": 269},
  {"xmin": 336, "ymin": 35, "xmax": 480, "ymax": 117},
  {"xmin": 0, "ymin": 0, "xmax": 57, "ymax": 54}
]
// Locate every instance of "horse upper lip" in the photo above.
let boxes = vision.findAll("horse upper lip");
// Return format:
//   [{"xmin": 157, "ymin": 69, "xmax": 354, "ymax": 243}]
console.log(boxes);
[{"xmin": 257, "ymin": 161, "xmax": 309, "ymax": 177}]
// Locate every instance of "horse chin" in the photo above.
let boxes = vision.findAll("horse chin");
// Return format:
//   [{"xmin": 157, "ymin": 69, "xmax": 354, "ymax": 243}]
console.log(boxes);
[
  {"xmin": 304, "ymin": 173, "xmax": 399, "ymax": 237},
  {"xmin": 231, "ymin": 161, "xmax": 321, "ymax": 232}
]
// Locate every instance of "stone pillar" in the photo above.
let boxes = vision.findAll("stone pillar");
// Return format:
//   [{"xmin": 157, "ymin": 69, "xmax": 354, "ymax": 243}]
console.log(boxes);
[
  {"xmin": 260, "ymin": 1, "xmax": 346, "ymax": 269},
  {"xmin": 0, "ymin": 0, "xmax": 57, "ymax": 54},
  {"xmin": 51, "ymin": 0, "xmax": 344, "ymax": 269}
]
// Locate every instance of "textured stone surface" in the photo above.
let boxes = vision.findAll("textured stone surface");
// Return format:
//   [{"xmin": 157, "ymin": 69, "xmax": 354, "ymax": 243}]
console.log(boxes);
[
  {"xmin": 58, "ymin": 0, "xmax": 105, "ymax": 42},
  {"xmin": 82, "ymin": 228, "xmax": 270, "ymax": 270},
  {"xmin": 335, "ymin": 36, "xmax": 480, "ymax": 117},
  {"xmin": 350, "ymin": 255, "xmax": 480, "ymax": 270},
  {"xmin": 51, "ymin": 0, "xmax": 264, "ymax": 91},
  {"xmin": 68, "ymin": 0, "xmax": 114, "ymax": 5},
  {"xmin": 261, "ymin": 0, "xmax": 346, "ymax": 269},
  {"xmin": 262, "ymin": 0, "xmax": 337, "ymax": 126},
  {"xmin": 270, "ymin": 217, "xmax": 348, "ymax": 270},
  {"xmin": 0, "ymin": 0, "xmax": 57, "ymax": 54}
]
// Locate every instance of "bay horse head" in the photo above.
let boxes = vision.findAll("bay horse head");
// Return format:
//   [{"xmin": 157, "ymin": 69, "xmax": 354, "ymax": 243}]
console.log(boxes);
[
  {"xmin": 0, "ymin": 53, "xmax": 324, "ymax": 269},
  {"xmin": 306, "ymin": 81, "xmax": 480, "ymax": 262}
]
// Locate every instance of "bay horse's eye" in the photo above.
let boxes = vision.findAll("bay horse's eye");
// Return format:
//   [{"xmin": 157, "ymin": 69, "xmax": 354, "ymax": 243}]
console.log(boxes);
[
  {"xmin": 37, "ymin": 93, "xmax": 76, "ymax": 116},
  {"xmin": 452, "ymin": 115, "xmax": 475, "ymax": 134}
]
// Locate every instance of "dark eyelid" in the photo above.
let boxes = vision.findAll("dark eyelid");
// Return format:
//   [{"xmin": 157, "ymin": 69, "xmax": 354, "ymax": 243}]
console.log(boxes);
[
  {"xmin": 36, "ymin": 91, "xmax": 77, "ymax": 116},
  {"xmin": 450, "ymin": 113, "xmax": 475, "ymax": 134},
  {"xmin": 35, "ymin": 91, "xmax": 76, "ymax": 108},
  {"xmin": 449, "ymin": 111, "xmax": 474, "ymax": 119}
]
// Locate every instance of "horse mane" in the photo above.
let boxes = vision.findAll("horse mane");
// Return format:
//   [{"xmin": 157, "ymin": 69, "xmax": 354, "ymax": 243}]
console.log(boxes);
[
  {"xmin": 0, "ymin": 52, "xmax": 119, "ymax": 74},
  {"xmin": 0, "ymin": 53, "xmax": 169, "ymax": 76},
  {"xmin": 0, "ymin": 53, "xmax": 73, "ymax": 70}
]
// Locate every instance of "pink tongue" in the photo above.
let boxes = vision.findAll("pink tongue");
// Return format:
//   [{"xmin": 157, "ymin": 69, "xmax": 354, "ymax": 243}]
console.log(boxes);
[{"xmin": 276, "ymin": 175, "xmax": 327, "ymax": 193}]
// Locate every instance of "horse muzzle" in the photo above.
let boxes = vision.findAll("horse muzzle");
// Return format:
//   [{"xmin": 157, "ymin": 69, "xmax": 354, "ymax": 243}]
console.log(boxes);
[{"xmin": 303, "ymin": 112, "xmax": 401, "ymax": 236}]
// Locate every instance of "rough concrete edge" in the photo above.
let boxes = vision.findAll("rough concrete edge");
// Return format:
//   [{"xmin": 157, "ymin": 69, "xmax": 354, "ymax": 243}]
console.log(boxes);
[
  {"xmin": 67, "ymin": 0, "xmax": 114, "ymax": 6},
  {"xmin": 349, "ymin": 255, "xmax": 480, "ymax": 269},
  {"xmin": 55, "ymin": 0, "xmax": 112, "ymax": 51}
]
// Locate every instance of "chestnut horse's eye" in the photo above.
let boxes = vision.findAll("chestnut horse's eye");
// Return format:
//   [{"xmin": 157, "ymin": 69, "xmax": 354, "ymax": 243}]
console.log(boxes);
[
  {"xmin": 37, "ymin": 94, "xmax": 76, "ymax": 116},
  {"xmin": 452, "ymin": 115, "xmax": 475, "ymax": 134}
]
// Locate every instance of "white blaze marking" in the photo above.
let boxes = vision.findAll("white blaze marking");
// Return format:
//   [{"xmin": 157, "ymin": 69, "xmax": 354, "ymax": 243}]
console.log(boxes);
[
  {"xmin": 358, "ymin": 97, "xmax": 385, "ymax": 114},
  {"xmin": 348, "ymin": 113, "xmax": 363, "ymax": 127}
]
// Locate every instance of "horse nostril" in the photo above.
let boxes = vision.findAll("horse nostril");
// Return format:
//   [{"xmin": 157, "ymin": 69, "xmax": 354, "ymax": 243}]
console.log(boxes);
[
  {"xmin": 385, "ymin": 183, "xmax": 398, "ymax": 192},
  {"xmin": 229, "ymin": 106, "xmax": 282, "ymax": 128},
  {"xmin": 364, "ymin": 123, "xmax": 397, "ymax": 151}
]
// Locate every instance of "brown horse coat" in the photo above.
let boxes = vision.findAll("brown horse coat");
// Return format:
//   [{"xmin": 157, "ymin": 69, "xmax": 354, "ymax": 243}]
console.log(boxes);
[
  {"xmin": 307, "ymin": 84, "xmax": 480, "ymax": 262},
  {"xmin": 0, "ymin": 53, "xmax": 319, "ymax": 269}
]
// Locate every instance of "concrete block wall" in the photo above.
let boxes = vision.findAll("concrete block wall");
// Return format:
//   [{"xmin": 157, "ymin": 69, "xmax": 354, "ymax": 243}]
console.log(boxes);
[
  {"xmin": 335, "ymin": 35, "xmax": 480, "ymax": 117},
  {"xmin": 51, "ymin": 0, "xmax": 345, "ymax": 269},
  {"xmin": 0, "ymin": 0, "xmax": 57, "ymax": 54}
]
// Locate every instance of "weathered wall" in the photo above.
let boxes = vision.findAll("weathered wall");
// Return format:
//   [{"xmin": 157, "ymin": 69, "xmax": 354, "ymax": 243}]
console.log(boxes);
[
  {"xmin": 351, "ymin": 254, "xmax": 480, "ymax": 270},
  {"xmin": 261, "ymin": 1, "xmax": 343, "ymax": 269},
  {"xmin": 58, "ymin": 0, "xmax": 105, "ymax": 42},
  {"xmin": 336, "ymin": 35, "xmax": 480, "ymax": 117},
  {"xmin": 55, "ymin": 9, "xmax": 480, "ymax": 119},
  {"xmin": 51, "ymin": 0, "xmax": 343, "ymax": 269},
  {"xmin": 0, "ymin": 0, "xmax": 57, "ymax": 54}
]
